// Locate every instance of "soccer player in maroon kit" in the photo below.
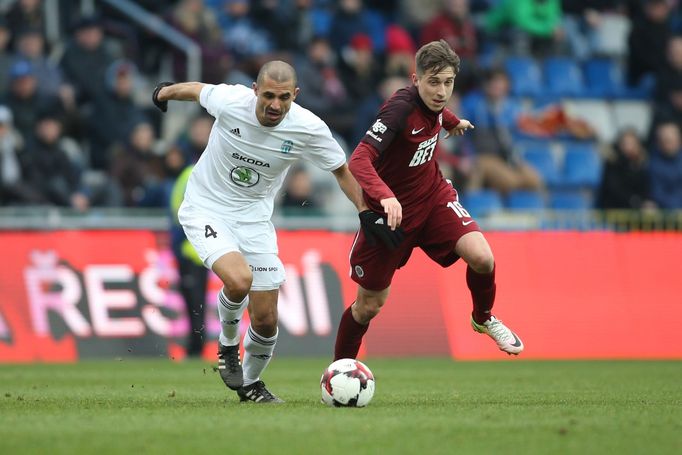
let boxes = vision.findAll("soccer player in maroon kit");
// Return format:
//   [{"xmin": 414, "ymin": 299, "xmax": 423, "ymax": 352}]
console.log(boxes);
[{"xmin": 334, "ymin": 40, "xmax": 524, "ymax": 359}]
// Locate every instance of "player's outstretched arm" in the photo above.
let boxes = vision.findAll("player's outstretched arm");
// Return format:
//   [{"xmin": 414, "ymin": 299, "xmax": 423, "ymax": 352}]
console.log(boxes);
[
  {"xmin": 332, "ymin": 164, "xmax": 368, "ymax": 212},
  {"xmin": 152, "ymin": 82, "xmax": 205, "ymax": 112},
  {"xmin": 444, "ymin": 119, "xmax": 475, "ymax": 138}
]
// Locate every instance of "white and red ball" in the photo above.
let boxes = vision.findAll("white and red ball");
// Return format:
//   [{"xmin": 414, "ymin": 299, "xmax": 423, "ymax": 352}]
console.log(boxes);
[{"xmin": 320, "ymin": 358, "xmax": 375, "ymax": 407}]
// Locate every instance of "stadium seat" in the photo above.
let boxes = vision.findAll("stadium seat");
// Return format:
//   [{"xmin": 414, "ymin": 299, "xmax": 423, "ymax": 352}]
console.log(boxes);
[
  {"xmin": 530, "ymin": 94, "xmax": 562, "ymax": 109},
  {"xmin": 549, "ymin": 190, "xmax": 592, "ymax": 210},
  {"xmin": 460, "ymin": 190, "xmax": 503, "ymax": 218},
  {"xmin": 543, "ymin": 57, "xmax": 585, "ymax": 97},
  {"xmin": 310, "ymin": 8, "xmax": 332, "ymax": 36},
  {"xmin": 594, "ymin": 14, "xmax": 631, "ymax": 58},
  {"xmin": 578, "ymin": 52, "xmax": 650, "ymax": 100},
  {"xmin": 611, "ymin": 101, "xmax": 652, "ymax": 139},
  {"xmin": 617, "ymin": 73, "xmax": 655, "ymax": 100},
  {"xmin": 562, "ymin": 100, "xmax": 616, "ymax": 143},
  {"xmin": 506, "ymin": 190, "xmax": 546, "ymax": 211},
  {"xmin": 476, "ymin": 49, "xmax": 497, "ymax": 70},
  {"xmin": 562, "ymin": 143, "xmax": 603, "ymax": 189},
  {"xmin": 365, "ymin": 10, "xmax": 387, "ymax": 52},
  {"xmin": 520, "ymin": 143, "xmax": 561, "ymax": 187},
  {"xmin": 504, "ymin": 57, "xmax": 542, "ymax": 97},
  {"xmin": 583, "ymin": 58, "xmax": 624, "ymax": 98}
]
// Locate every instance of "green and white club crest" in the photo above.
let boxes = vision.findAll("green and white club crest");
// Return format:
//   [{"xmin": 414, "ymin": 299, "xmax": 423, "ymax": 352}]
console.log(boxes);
[{"xmin": 280, "ymin": 140, "xmax": 293, "ymax": 153}]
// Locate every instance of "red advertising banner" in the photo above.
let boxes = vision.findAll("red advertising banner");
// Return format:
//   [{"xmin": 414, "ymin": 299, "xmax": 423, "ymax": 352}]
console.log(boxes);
[
  {"xmin": 0, "ymin": 230, "xmax": 680, "ymax": 362},
  {"xmin": 438, "ymin": 231, "xmax": 682, "ymax": 359}
]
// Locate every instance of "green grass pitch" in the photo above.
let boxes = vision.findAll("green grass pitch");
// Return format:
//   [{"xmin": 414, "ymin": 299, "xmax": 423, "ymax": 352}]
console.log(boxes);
[{"xmin": 0, "ymin": 358, "xmax": 680, "ymax": 454}]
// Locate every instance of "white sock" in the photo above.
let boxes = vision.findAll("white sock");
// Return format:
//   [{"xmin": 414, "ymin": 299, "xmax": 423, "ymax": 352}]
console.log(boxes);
[
  {"xmin": 242, "ymin": 325, "xmax": 277, "ymax": 386},
  {"xmin": 217, "ymin": 289, "xmax": 249, "ymax": 346}
]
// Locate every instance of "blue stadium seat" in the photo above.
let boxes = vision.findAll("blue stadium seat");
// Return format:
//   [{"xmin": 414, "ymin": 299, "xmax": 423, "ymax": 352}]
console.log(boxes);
[
  {"xmin": 583, "ymin": 58, "xmax": 623, "ymax": 98},
  {"xmin": 617, "ymin": 73, "xmax": 655, "ymax": 100},
  {"xmin": 460, "ymin": 190, "xmax": 503, "ymax": 218},
  {"xmin": 504, "ymin": 57, "xmax": 542, "ymax": 97},
  {"xmin": 365, "ymin": 10, "xmax": 387, "ymax": 52},
  {"xmin": 506, "ymin": 190, "xmax": 545, "ymax": 211},
  {"xmin": 549, "ymin": 191, "xmax": 592, "ymax": 210},
  {"xmin": 309, "ymin": 8, "xmax": 332, "ymax": 36},
  {"xmin": 562, "ymin": 143, "xmax": 603, "ymax": 189},
  {"xmin": 583, "ymin": 58, "xmax": 654, "ymax": 99},
  {"xmin": 476, "ymin": 49, "xmax": 497, "ymax": 70},
  {"xmin": 520, "ymin": 143, "xmax": 560, "ymax": 187},
  {"xmin": 543, "ymin": 57, "xmax": 585, "ymax": 97},
  {"xmin": 530, "ymin": 94, "xmax": 562, "ymax": 109}
]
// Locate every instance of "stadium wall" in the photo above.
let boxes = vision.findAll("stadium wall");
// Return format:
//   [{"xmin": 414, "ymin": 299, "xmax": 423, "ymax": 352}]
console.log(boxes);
[{"xmin": 0, "ymin": 230, "xmax": 680, "ymax": 362}]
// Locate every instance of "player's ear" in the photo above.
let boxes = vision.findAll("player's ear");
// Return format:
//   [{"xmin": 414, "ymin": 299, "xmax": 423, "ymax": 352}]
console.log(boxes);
[
  {"xmin": 411, "ymin": 73, "xmax": 418, "ymax": 86},
  {"xmin": 293, "ymin": 87, "xmax": 300, "ymax": 99},
  {"xmin": 252, "ymin": 82, "xmax": 258, "ymax": 96}
]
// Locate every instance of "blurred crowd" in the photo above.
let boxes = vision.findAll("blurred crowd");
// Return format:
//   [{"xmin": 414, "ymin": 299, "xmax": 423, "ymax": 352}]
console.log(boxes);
[{"xmin": 1, "ymin": 0, "xmax": 682, "ymax": 214}]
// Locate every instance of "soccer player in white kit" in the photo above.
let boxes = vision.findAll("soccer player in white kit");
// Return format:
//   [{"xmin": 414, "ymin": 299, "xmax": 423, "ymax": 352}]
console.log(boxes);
[{"xmin": 152, "ymin": 61, "xmax": 368, "ymax": 403}]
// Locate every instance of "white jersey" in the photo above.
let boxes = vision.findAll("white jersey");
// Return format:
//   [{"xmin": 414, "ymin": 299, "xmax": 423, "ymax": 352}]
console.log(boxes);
[{"xmin": 184, "ymin": 84, "xmax": 346, "ymax": 221}]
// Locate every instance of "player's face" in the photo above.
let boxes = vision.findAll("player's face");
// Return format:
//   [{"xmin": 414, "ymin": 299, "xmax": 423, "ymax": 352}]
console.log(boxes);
[
  {"xmin": 413, "ymin": 67, "xmax": 456, "ymax": 112},
  {"xmin": 253, "ymin": 77, "xmax": 299, "ymax": 127}
]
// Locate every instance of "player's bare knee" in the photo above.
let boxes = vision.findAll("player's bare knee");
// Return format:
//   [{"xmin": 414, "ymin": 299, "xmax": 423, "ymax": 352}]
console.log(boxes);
[
  {"xmin": 354, "ymin": 306, "xmax": 379, "ymax": 324},
  {"xmin": 364, "ymin": 303, "xmax": 382, "ymax": 320},
  {"xmin": 224, "ymin": 272, "xmax": 253, "ymax": 301},
  {"xmin": 250, "ymin": 311, "xmax": 278, "ymax": 336},
  {"xmin": 353, "ymin": 299, "xmax": 382, "ymax": 323},
  {"xmin": 467, "ymin": 252, "xmax": 494, "ymax": 273}
]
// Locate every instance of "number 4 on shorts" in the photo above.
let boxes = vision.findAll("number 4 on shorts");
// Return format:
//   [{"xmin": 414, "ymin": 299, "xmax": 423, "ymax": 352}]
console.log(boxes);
[{"xmin": 205, "ymin": 225, "xmax": 218, "ymax": 238}]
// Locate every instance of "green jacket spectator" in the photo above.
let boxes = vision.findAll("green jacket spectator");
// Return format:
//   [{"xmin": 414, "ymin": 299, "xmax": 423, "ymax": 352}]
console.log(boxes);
[
  {"xmin": 170, "ymin": 165, "xmax": 202, "ymax": 265},
  {"xmin": 486, "ymin": 0, "xmax": 561, "ymax": 38}
]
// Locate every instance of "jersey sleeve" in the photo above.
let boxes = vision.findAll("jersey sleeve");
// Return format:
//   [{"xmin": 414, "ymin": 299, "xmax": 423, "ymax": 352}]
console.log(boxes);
[
  {"xmin": 302, "ymin": 119, "xmax": 347, "ymax": 171},
  {"xmin": 442, "ymin": 108, "xmax": 461, "ymax": 130},
  {"xmin": 349, "ymin": 141, "xmax": 395, "ymax": 202},
  {"xmin": 199, "ymin": 84, "xmax": 244, "ymax": 119},
  {"xmin": 360, "ymin": 97, "xmax": 411, "ymax": 153}
]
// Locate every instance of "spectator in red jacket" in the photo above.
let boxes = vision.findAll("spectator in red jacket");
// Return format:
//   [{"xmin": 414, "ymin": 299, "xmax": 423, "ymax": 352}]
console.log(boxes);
[
  {"xmin": 419, "ymin": 0, "xmax": 477, "ymax": 60},
  {"xmin": 419, "ymin": 0, "xmax": 479, "ymax": 92}
]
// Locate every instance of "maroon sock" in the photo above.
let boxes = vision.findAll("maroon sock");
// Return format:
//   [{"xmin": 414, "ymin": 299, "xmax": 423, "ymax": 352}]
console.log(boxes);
[
  {"xmin": 467, "ymin": 264, "xmax": 496, "ymax": 325},
  {"xmin": 334, "ymin": 304, "xmax": 369, "ymax": 360}
]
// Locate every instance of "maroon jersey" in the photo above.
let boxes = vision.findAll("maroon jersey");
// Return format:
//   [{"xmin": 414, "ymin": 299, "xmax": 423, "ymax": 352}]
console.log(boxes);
[{"xmin": 349, "ymin": 85, "xmax": 460, "ymax": 231}]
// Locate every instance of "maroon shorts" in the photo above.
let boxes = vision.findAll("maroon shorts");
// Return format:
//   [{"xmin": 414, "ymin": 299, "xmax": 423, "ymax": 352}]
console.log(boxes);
[{"xmin": 349, "ymin": 188, "xmax": 480, "ymax": 291}]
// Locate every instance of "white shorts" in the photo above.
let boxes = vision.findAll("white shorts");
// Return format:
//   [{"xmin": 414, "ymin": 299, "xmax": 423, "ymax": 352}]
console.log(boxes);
[{"xmin": 178, "ymin": 202, "xmax": 286, "ymax": 290}]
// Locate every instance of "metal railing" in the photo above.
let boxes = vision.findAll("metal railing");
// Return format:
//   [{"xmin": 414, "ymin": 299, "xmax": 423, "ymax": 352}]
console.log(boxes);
[
  {"xmin": 98, "ymin": 0, "xmax": 201, "ymax": 82},
  {"xmin": 0, "ymin": 207, "xmax": 170, "ymax": 230},
  {"xmin": 44, "ymin": 0, "xmax": 61, "ymax": 45},
  {"xmin": 1, "ymin": 207, "xmax": 682, "ymax": 232},
  {"xmin": 0, "ymin": 0, "xmax": 16, "ymax": 13}
]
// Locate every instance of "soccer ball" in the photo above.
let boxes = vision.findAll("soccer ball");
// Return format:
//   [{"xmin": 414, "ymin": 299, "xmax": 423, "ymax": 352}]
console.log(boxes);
[{"xmin": 320, "ymin": 358, "xmax": 375, "ymax": 407}]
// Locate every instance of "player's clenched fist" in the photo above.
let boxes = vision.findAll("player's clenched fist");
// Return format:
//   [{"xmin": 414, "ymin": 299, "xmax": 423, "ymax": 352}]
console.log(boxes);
[{"xmin": 152, "ymin": 81, "xmax": 175, "ymax": 112}]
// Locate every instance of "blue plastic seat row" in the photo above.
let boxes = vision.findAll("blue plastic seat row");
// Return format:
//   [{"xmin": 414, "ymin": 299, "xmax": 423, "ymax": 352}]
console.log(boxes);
[
  {"xmin": 505, "ymin": 190, "xmax": 593, "ymax": 210},
  {"xmin": 461, "ymin": 189, "xmax": 593, "ymax": 217},
  {"xmin": 505, "ymin": 56, "xmax": 653, "ymax": 99},
  {"xmin": 521, "ymin": 142, "xmax": 602, "ymax": 189}
]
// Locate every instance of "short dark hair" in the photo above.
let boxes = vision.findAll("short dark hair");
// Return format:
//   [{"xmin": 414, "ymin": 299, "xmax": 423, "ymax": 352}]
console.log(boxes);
[
  {"xmin": 256, "ymin": 60, "xmax": 298, "ymax": 87},
  {"xmin": 415, "ymin": 39, "xmax": 460, "ymax": 77}
]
